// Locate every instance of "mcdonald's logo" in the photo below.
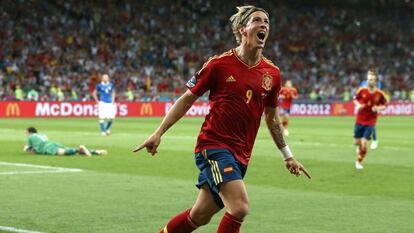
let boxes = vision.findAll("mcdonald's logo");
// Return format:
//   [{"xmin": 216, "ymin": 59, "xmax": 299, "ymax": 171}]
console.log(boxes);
[
  {"xmin": 140, "ymin": 103, "xmax": 153, "ymax": 116},
  {"xmin": 6, "ymin": 103, "xmax": 20, "ymax": 117},
  {"xmin": 333, "ymin": 103, "xmax": 348, "ymax": 115},
  {"xmin": 333, "ymin": 104, "xmax": 343, "ymax": 114}
]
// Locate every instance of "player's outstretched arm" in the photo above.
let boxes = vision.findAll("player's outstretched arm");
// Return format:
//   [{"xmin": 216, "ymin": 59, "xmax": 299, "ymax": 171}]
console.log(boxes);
[
  {"xmin": 264, "ymin": 106, "xmax": 311, "ymax": 179},
  {"xmin": 133, "ymin": 90, "xmax": 198, "ymax": 155},
  {"xmin": 23, "ymin": 145, "xmax": 35, "ymax": 154}
]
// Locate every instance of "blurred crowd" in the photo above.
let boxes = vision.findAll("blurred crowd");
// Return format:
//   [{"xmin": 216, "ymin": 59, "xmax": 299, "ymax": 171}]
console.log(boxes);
[{"xmin": 1, "ymin": 0, "xmax": 413, "ymax": 102}]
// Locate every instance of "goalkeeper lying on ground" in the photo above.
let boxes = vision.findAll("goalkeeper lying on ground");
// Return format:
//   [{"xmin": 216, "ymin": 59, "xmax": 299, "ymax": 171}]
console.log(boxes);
[{"xmin": 24, "ymin": 127, "xmax": 107, "ymax": 156}]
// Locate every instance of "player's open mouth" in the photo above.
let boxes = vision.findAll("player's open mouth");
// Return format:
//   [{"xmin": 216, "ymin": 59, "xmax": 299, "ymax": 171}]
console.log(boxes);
[{"xmin": 257, "ymin": 31, "xmax": 266, "ymax": 41}]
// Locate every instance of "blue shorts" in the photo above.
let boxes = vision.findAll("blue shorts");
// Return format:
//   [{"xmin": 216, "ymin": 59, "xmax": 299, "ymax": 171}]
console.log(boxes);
[
  {"xmin": 195, "ymin": 148, "xmax": 247, "ymax": 209},
  {"xmin": 354, "ymin": 124, "xmax": 375, "ymax": 140}
]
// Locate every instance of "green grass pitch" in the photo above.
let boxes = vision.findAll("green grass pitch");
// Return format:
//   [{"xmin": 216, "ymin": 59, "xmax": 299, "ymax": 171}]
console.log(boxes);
[{"xmin": 0, "ymin": 116, "xmax": 413, "ymax": 233}]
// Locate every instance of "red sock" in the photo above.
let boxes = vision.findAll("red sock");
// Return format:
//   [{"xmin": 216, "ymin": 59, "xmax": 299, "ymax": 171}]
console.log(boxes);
[
  {"xmin": 217, "ymin": 212, "xmax": 243, "ymax": 233},
  {"xmin": 160, "ymin": 208, "xmax": 198, "ymax": 233},
  {"xmin": 357, "ymin": 146, "xmax": 367, "ymax": 162}
]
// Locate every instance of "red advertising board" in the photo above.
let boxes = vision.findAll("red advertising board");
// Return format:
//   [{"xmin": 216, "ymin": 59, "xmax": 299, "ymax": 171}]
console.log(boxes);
[
  {"xmin": 0, "ymin": 101, "xmax": 210, "ymax": 118},
  {"xmin": 330, "ymin": 102, "xmax": 414, "ymax": 116},
  {"xmin": 0, "ymin": 101, "xmax": 412, "ymax": 118},
  {"xmin": 378, "ymin": 102, "xmax": 414, "ymax": 116}
]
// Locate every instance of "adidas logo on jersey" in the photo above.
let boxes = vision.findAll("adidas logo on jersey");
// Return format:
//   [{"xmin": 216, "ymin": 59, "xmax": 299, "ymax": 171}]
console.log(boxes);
[{"xmin": 226, "ymin": 75, "xmax": 236, "ymax": 82}]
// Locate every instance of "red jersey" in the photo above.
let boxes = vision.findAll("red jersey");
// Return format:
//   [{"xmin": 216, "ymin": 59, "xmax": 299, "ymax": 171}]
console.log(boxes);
[
  {"xmin": 354, "ymin": 87, "xmax": 387, "ymax": 126},
  {"xmin": 279, "ymin": 87, "xmax": 297, "ymax": 109},
  {"xmin": 186, "ymin": 49, "xmax": 282, "ymax": 165}
]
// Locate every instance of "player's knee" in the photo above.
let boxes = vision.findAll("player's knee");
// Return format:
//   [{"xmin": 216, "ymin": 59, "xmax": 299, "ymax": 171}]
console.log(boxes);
[
  {"xmin": 228, "ymin": 201, "xmax": 249, "ymax": 219},
  {"xmin": 361, "ymin": 141, "xmax": 368, "ymax": 149}
]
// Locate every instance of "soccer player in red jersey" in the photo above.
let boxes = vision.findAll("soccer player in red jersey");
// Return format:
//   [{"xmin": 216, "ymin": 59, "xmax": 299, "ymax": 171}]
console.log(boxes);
[
  {"xmin": 133, "ymin": 5, "xmax": 311, "ymax": 233},
  {"xmin": 353, "ymin": 69, "xmax": 387, "ymax": 169},
  {"xmin": 279, "ymin": 80, "xmax": 298, "ymax": 136}
]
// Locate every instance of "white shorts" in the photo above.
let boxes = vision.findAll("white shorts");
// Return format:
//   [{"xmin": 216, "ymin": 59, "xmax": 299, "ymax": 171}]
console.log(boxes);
[{"xmin": 98, "ymin": 101, "xmax": 116, "ymax": 119}]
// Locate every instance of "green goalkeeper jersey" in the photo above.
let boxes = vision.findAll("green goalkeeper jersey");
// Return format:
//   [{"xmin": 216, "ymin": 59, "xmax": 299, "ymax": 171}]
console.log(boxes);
[{"xmin": 27, "ymin": 133, "xmax": 64, "ymax": 155}]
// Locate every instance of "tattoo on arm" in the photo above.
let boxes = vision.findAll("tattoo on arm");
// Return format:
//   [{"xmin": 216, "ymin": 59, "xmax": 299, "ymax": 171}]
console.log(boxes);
[{"xmin": 270, "ymin": 116, "xmax": 287, "ymax": 149}]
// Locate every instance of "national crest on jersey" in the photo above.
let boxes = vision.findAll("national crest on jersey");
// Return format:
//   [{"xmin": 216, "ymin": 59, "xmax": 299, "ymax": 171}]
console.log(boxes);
[{"xmin": 262, "ymin": 73, "xmax": 272, "ymax": 91}]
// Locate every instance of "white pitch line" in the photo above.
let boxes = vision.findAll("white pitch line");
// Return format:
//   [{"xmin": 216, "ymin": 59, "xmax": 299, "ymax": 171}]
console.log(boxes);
[
  {"xmin": 0, "ymin": 170, "xmax": 82, "ymax": 175},
  {"xmin": 0, "ymin": 162, "xmax": 82, "ymax": 175},
  {"xmin": 0, "ymin": 162, "xmax": 76, "ymax": 170},
  {"xmin": 0, "ymin": 225, "xmax": 45, "ymax": 233}
]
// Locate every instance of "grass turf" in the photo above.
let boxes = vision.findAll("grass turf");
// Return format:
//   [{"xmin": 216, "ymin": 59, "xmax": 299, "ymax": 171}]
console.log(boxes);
[{"xmin": 0, "ymin": 116, "xmax": 413, "ymax": 233}]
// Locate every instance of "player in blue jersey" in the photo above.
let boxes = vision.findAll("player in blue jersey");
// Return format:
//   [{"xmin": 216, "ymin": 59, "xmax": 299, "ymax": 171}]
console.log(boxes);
[
  {"xmin": 359, "ymin": 73, "xmax": 383, "ymax": 149},
  {"xmin": 93, "ymin": 74, "xmax": 116, "ymax": 136}
]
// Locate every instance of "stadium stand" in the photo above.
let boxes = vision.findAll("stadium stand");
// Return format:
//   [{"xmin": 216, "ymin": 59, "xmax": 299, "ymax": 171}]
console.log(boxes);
[{"xmin": 0, "ymin": 0, "xmax": 413, "ymax": 102}]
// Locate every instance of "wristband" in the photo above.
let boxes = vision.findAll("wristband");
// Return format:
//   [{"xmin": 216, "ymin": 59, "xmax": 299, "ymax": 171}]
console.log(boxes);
[{"xmin": 280, "ymin": 145, "xmax": 293, "ymax": 160}]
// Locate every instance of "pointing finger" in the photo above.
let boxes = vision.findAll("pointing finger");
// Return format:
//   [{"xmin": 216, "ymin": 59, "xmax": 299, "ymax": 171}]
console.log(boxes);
[
  {"xmin": 300, "ymin": 166, "xmax": 312, "ymax": 179},
  {"xmin": 133, "ymin": 144, "xmax": 146, "ymax": 152}
]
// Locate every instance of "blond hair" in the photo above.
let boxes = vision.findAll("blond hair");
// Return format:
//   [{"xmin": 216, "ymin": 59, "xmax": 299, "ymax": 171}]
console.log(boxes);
[
  {"xmin": 367, "ymin": 68, "xmax": 377, "ymax": 76},
  {"xmin": 230, "ymin": 5, "xmax": 269, "ymax": 44}
]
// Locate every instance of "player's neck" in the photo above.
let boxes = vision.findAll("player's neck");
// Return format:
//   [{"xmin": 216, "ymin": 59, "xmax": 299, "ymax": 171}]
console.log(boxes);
[
  {"xmin": 368, "ymin": 86, "xmax": 376, "ymax": 92},
  {"xmin": 235, "ymin": 46, "xmax": 262, "ymax": 66}
]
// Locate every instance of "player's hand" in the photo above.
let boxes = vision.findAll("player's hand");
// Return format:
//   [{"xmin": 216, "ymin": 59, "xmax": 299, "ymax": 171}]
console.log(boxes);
[
  {"xmin": 372, "ymin": 106, "xmax": 378, "ymax": 112},
  {"xmin": 358, "ymin": 104, "xmax": 365, "ymax": 110},
  {"xmin": 284, "ymin": 157, "xmax": 311, "ymax": 179},
  {"xmin": 23, "ymin": 145, "xmax": 34, "ymax": 154},
  {"xmin": 132, "ymin": 133, "xmax": 161, "ymax": 156}
]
